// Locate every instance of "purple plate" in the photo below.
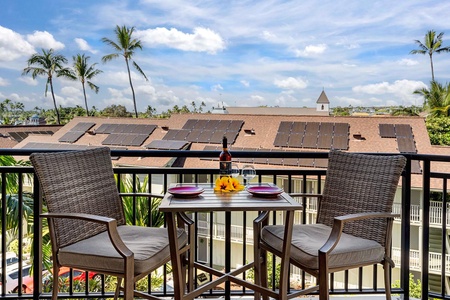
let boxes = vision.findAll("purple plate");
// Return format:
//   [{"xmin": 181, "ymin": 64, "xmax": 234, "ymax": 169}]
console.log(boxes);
[
  {"xmin": 168, "ymin": 186, "xmax": 204, "ymax": 197},
  {"xmin": 246, "ymin": 186, "xmax": 283, "ymax": 197}
]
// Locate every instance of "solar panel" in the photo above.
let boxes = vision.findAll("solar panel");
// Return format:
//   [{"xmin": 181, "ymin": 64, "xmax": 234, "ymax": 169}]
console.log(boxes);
[
  {"xmin": 283, "ymin": 151, "xmax": 298, "ymax": 167},
  {"xmin": 197, "ymin": 130, "xmax": 214, "ymax": 143},
  {"xmin": 94, "ymin": 124, "xmax": 109, "ymax": 133},
  {"xmin": 216, "ymin": 120, "xmax": 231, "ymax": 131},
  {"xmin": 209, "ymin": 131, "xmax": 225, "ymax": 144},
  {"xmin": 267, "ymin": 149, "xmax": 284, "ymax": 165},
  {"xmin": 291, "ymin": 122, "xmax": 306, "ymax": 134},
  {"xmin": 182, "ymin": 119, "xmax": 198, "ymax": 130},
  {"xmin": 228, "ymin": 120, "xmax": 244, "ymax": 131},
  {"xmin": 305, "ymin": 122, "xmax": 320, "ymax": 134},
  {"xmin": 332, "ymin": 135, "xmax": 349, "ymax": 150},
  {"xmin": 163, "ymin": 129, "xmax": 182, "ymax": 140},
  {"xmin": 395, "ymin": 124, "xmax": 413, "ymax": 138},
  {"xmin": 273, "ymin": 132, "xmax": 290, "ymax": 147},
  {"xmin": 379, "ymin": 124, "xmax": 396, "ymax": 138},
  {"xmin": 314, "ymin": 158, "xmax": 328, "ymax": 168},
  {"xmin": 194, "ymin": 119, "xmax": 209, "ymax": 129},
  {"xmin": 58, "ymin": 131, "xmax": 85, "ymax": 143},
  {"xmin": 253, "ymin": 149, "xmax": 268, "ymax": 165},
  {"xmin": 278, "ymin": 122, "xmax": 292, "ymax": 133},
  {"xmin": 397, "ymin": 137, "xmax": 416, "ymax": 153},
  {"xmin": 288, "ymin": 133, "xmax": 303, "ymax": 148},
  {"xmin": 208, "ymin": 120, "xmax": 221, "ymax": 129},
  {"xmin": 146, "ymin": 140, "xmax": 189, "ymax": 150},
  {"xmin": 225, "ymin": 131, "xmax": 240, "ymax": 144},
  {"xmin": 317, "ymin": 134, "xmax": 333, "ymax": 149},
  {"xmin": 8, "ymin": 132, "xmax": 24, "ymax": 142},
  {"xmin": 186, "ymin": 130, "xmax": 202, "ymax": 142},
  {"xmin": 102, "ymin": 134, "xmax": 121, "ymax": 145},
  {"xmin": 299, "ymin": 157, "xmax": 314, "ymax": 167},
  {"xmin": 240, "ymin": 148, "xmax": 254, "ymax": 164},
  {"xmin": 174, "ymin": 130, "xmax": 190, "ymax": 140},
  {"xmin": 302, "ymin": 134, "xmax": 318, "ymax": 148},
  {"xmin": 411, "ymin": 160, "xmax": 422, "ymax": 174},
  {"xmin": 334, "ymin": 123, "xmax": 349, "ymax": 136},
  {"xmin": 319, "ymin": 122, "xmax": 334, "ymax": 135},
  {"xmin": 70, "ymin": 122, "xmax": 95, "ymax": 132}
]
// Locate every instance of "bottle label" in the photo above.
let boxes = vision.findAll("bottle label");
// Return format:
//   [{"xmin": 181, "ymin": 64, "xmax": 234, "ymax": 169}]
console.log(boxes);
[{"xmin": 220, "ymin": 161, "xmax": 232, "ymax": 175}]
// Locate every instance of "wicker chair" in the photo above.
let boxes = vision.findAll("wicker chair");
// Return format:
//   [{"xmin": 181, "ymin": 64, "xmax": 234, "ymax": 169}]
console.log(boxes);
[
  {"xmin": 254, "ymin": 150, "xmax": 407, "ymax": 300},
  {"xmin": 30, "ymin": 147, "xmax": 189, "ymax": 300}
]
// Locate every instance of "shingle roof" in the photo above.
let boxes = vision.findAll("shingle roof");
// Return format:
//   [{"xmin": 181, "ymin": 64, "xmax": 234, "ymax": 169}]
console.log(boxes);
[{"xmin": 13, "ymin": 114, "xmax": 450, "ymax": 189}]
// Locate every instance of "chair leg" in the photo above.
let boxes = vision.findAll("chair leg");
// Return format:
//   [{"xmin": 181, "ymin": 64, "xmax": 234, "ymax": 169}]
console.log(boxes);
[
  {"xmin": 115, "ymin": 277, "xmax": 122, "ymax": 300},
  {"xmin": 52, "ymin": 264, "xmax": 60, "ymax": 300},
  {"xmin": 384, "ymin": 262, "xmax": 392, "ymax": 300},
  {"xmin": 124, "ymin": 275, "xmax": 134, "ymax": 300},
  {"xmin": 318, "ymin": 252, "xmax": 329, "ymax": 300}
]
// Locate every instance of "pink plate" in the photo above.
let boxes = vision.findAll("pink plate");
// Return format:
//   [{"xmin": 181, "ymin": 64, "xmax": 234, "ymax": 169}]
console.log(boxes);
[
  {"xmin": 246, "ymin": 186, "xmax": 283, "ymax": 197},
  {"xmin": 168, "ymin": 186, "xmax": 204, "ymax": 197}
]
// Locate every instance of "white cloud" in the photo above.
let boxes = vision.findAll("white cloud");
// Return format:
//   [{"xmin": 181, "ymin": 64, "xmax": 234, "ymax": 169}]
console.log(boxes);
[
  {"xmin": 262, "ymin": 31, "xmax": 276, "ymax": 41},
  {"xmin": 352, "ymin": 79, "xmax": 427, "ymax": 105},
  {"xmin": 0, "ymin": 26, "xmax": 35, "ymax": 61},
  {"xmin": 18, "ymin": 77, "xmax": 39, "ymax": 86},
  {"xmin": 74, "ymin": 38, "xmax": 98, "ymax": 54},
  {"xmin": 26, "ymin": 31, "xmax": 64, "ymax": 50},
  {"xmin": 295, "ymin": 44, "xmax": 327, "ymax": 57},
  {"xmin": 240, "ymin": 80, "xmax": 250, "ymax": 87},
  {"xmin": 136, "ymin": 27, "xmax": 225, "ymax": 54},
  {"xmin": 398, "ymin": 58, "xmax": 419, "ymax": 66},
  {"xmin": 211, "ymin": 84, "xmax": 223, "ymax": 92},
  {"xmin": 274, "ymin": 77, "xmax": 307, "ymax": 89},
  {"xmin": 0, "ymin": 77, "xmax": 9, "ymax": 86},
  {"xmin": 61, "ymin": 86, "xmax": 82, "ymax": 97}
]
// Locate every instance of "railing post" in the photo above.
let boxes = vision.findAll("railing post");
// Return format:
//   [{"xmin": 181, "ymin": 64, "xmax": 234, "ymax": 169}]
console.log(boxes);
[
  {"xmin": 33, "ymin": 174, "xmax": 43, "ymax": 300},
  {"xmin": 400, "ymin": 156, "xmax": 412, "ymax": 299},
  {"xmin": 422, "ymin": 159, "xmax": 431, "ymax": 300}
]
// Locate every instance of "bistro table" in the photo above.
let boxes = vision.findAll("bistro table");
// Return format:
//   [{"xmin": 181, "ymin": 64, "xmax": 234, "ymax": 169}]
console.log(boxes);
[{"xmin": 159, "ymin": 182, "xmax": 302, "ymax": 300}]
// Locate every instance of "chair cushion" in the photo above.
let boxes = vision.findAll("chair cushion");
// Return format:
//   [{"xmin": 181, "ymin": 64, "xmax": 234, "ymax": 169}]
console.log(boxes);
[
  {"xmin": 261, "ymin": 223, "xmax": 384, "ymax": 270},
  {"xmin": 58, "ymin": 225, "xmax": 187, "ymax": 275}
]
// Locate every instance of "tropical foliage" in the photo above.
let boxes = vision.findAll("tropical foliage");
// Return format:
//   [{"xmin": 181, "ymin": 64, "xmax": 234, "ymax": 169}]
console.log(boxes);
[
  {"xmin": 102, "ymin": 25, "xmax": 148, "ymax": 118},
  {"xmin": 22, "ymin": 48, "xmax": 73, "ymax": 125},
  {"xmin": 414, "ymin": 81, "xmax": 450, "ymax": 117},
  {"xmin": 69, "ymin": 54, "xmax": 103, "ymax": 116},
  {"xmin": 426, "ymin": 117, "xmax": 450, "ymax": 145},
  {"xmin": 410, "ymin": 30, "xmax": 450, "ymax": 81}
]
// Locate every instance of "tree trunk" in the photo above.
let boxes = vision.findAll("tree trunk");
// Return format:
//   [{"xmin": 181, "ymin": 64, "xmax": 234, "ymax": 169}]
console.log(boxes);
[
  {"xmin": 125, "ymin": 58, "xmax": 138, "ymax": 118},
  {"xmin": 430, "ymin": 53, "xmax": 435, "ymax": 82},
  {"xmin": 49, "ymin": 79, "xmax": 61, "ymax": 124},
  {"xmin": 82, "ymin": 82, "xmax": 89, "ymax": 116}
]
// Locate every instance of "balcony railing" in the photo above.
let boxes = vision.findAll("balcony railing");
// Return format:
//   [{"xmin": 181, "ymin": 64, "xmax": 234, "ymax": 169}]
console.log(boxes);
[{"xmin": 0, "ymin": 149, "xmax": 449, "ymax": 299}]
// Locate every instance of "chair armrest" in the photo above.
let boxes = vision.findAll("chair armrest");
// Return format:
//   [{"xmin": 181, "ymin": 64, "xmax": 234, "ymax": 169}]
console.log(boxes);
[
  {"xmin": 319, "ymin": 212, "xmax": 399, "ymax": 255},
  {"xmin": 40, "ymin": 212, "xmax": 133, "ymax": 259},
  {"xmin": 119, "ymin": 192, "xmax": 164, "ymax": 199},
  {"xmin": 289, "ymin": 193, "xmax": 322, "ymax": 198}
]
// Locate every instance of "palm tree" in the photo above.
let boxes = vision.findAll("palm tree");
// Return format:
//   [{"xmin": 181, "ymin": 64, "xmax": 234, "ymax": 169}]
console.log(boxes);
[
  {"xmin": 414, "ymin": 81, "xmax": 450, "ymax": 117},
  {"xmin": 22, "ymin": 49, "xmax": 72, "ymax": 125},
  {"xmin": 101, "ymin": 25, "xmax": 148, "ymax": 118},
  {"xmin": 70, "ymin": 54, "xmax": 102, "ymax": 116},
  {"xmin": 410, "ymin": 30, "xmax": 450, "ymax": 81}
]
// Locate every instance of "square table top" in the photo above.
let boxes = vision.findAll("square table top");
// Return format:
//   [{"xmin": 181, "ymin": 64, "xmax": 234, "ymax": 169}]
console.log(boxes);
[{"xmin": 159, "ymin": 183, "xmax": 302, "ymax": 213}]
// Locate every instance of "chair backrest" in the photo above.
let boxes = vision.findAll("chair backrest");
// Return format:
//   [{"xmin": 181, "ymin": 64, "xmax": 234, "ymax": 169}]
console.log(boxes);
[
  {"xmin": 30, "ymin": 147, "xmax": 125, "ymax": 248},
  {"xmin": 317, "ymin": 150, "xmax": 406, "ymax": 246}
]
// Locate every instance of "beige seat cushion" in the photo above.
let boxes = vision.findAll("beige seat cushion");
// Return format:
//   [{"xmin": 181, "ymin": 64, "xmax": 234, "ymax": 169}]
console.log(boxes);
[
  {"xmin": 58, "ymin": 225, "xmax": 187, "ymax": 275},
  {"xmin": 261, "ymin": 223, "xmax": 384, "ymax": 270}
]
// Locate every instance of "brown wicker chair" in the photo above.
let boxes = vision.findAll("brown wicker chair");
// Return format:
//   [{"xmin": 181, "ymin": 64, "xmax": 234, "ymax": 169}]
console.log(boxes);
[
  {"xmin": 254, "ymin": 150, "xmax": 406, "ymax": 300},
  {"xmin": 30, "ymin": 147, "xmax": 189, "ymax": 300}
]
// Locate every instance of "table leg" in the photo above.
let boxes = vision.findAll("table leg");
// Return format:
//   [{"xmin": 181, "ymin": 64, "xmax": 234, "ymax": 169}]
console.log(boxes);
[
  {"xmin": 166, "ymin": 212, "xmax": 183, "ymax": 300},
  {"xmin": 278, "ymin": 210, "xmax": 294, "ymax": 300},
  {"xmin": 225, "ymin": 211, "xmax": 231, "ymax": 300}
]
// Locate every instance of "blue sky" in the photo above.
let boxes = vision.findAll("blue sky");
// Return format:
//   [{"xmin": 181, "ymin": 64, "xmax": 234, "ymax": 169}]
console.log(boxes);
[{"xmin": 1, "ymin": 0, "xmax": 450, "ymax": 113}]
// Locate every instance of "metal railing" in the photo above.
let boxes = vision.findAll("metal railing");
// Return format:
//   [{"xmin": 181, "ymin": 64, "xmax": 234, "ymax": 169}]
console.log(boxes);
[{"xmin": 0, "ymin": 149, "xmax": 449, "ymax": 299}]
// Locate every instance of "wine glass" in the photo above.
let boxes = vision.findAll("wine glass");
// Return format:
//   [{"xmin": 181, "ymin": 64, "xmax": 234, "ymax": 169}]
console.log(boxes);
[
  {"xmin": 230, "ymin": 163, "xmax": 240, "ymax": 178},
  {"xmin": 241, "ymin": 164, "xmax": 256, "ymax": 185}
]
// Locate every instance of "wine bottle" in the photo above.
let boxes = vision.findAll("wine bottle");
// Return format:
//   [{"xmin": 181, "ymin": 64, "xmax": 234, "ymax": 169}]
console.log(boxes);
[{"xmin": 219, "ymin": 136, "xmax": 232, "ymax": 177}]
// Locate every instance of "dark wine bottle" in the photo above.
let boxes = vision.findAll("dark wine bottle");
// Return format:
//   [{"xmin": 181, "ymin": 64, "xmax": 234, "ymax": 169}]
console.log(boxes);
[{"xmin": 219, "ymin": 136, "xmax": 232, "ymax": 177}]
